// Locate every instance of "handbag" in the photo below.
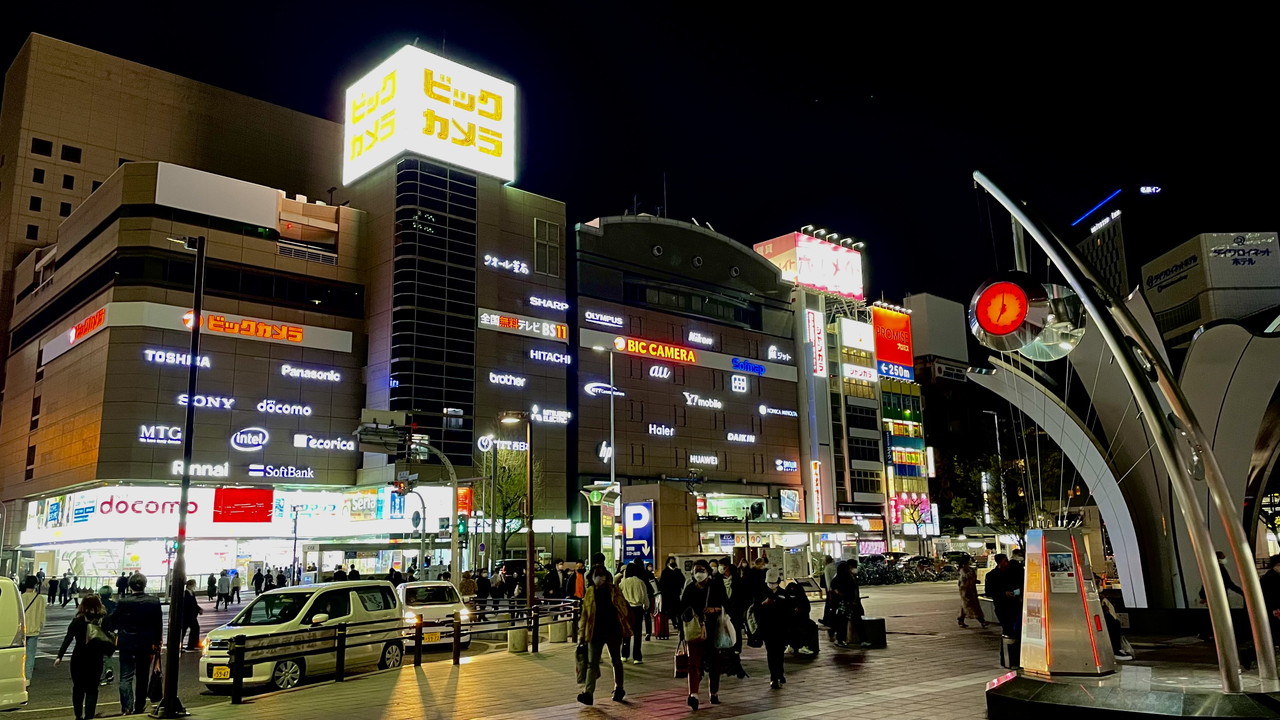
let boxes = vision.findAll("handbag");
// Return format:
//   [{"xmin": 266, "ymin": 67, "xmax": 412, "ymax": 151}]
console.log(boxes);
[
  {"xmin": 148, "ymin": 655, "xmax": 163, "ymax": 702},
  {"xmin": 681, "ymin": 607, "xmax": 706, "ymax": 643},
  {"xmin": 574, "ymin": 643, "xmax": 588, "ymax": 685},
  {"xmin": 673, "ymin": 639, "xmax": 689, "ymax": 678},
  {"xmin": 86, "ymin": 619, "xmax": 117, "ymax": 657},
  {"xmin": 714, "ymin": 613, "xmax": 736, "ymax": 650}
]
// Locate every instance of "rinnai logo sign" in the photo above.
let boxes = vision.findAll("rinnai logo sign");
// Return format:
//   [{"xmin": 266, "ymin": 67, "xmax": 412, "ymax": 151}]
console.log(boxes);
[
  {"xmin": 489, "ymin": 372, "xmax": 528, "ymax": 388},
  {"xmin": 476, "ymin": 435, "xmax": 528, "ymax": 452},
  {"xmin": 170, "ymin": 461, "xmax": 229, "ymax": 477},
  {"xmin": 683, "ymin": 392, "xmax": 723, "ymax": 409},
  {"xmin": 648, "ymin": 423, "xmax": 675, "ymax": 437},
  {"xmin": 690, "ymin": 453, "xmax": 719, "ymax": 466},
  {"xmin": 585, "ymin": 310, "xmax": 625, "ymax": 328},
  {"xmin": 479, "ymin": 308, "xmax": 569, "ymax": 343},
  {"xmin": 805, "ymin": 310, "xmax": 826, "ymax": 377},
  {"xmin": 649, "ymin": 365, "xmax": 672, "ymax": 380},
  {"xmin": 139, "ymin": 425, "xmax": 182, "ymax": 445},
  {"xmin": 727, "ymin": 432, "xmax": 756, "ymax": 443},
  {"xmin": 529, "ymin": 348, "xmax": 573, "ymax": 364},
  {"xmin": 178, "ymin": 394, "xmax": 235, "ymax": 409},
  {"xmin": 184, "ymin": 311, "xmax": 304, "ymax": 343},
  {"xmin": 758, "ymin": 404, "xmax": 799, "ymax": 418},
  {"xmin": 529, "ymin": 296, "xmax": 569, "ymax": 312},
  {"xmin": 231, "ymin": 427, "xmax": 270, "ymax": 451},
  {"xmin": 281, "ymin": 364, "xmax": 341, "ymax": 382},
  {"xmin": 68, "ymin": 308, "xmax": 106, "ymax": 345},
  {"xmin": 343, "ymin": 44, "xmax": 517, "ymax": 185},
  {"xmin": 688, "ymin": 331, "xmax": 715, "ymax": 347},
  {"xmin": 731, "ymin": 358, "xmax": 765, "ymax": 376},
  {"xmin": 248, "ymin": 464, "xmax": 316, "ymax": 479},
  {"xmin": 612, "ymin": 336, "xmax": 698, "ymax": 363},
  {"xmin": 144, "ymin": 349, "xmax": 211, "ymax": 368},
  {"xmin": 294, "ymin": 434, "xmax": 356, "ymax": 451}
]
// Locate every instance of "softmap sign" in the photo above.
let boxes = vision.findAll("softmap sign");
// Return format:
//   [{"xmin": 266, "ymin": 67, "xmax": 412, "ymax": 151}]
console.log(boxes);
[{"xmin": 622, "ymin": 501, "xmax": 655, "ymax": 564}]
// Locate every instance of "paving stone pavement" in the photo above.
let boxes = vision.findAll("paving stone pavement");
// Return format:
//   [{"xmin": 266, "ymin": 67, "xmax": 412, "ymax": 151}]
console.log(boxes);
[{"xmin": 188, "ymin": 584, "xmax": 1004, "ymax": 720}]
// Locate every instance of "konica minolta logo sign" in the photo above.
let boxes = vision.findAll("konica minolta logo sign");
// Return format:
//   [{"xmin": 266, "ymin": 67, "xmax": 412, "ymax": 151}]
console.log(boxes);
[{"xmin": 1146, "ymin": 254, "xmax": 1199, "ymax": 292}]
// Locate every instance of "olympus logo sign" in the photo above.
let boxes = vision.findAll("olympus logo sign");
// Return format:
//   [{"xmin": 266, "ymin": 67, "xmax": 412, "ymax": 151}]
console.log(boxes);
[
  {"xmin": 293, "ymin": 434, "xmax": 356, "ymax": 451},
  {"xmin": 682, "ymin": 392, "xmax": 723, "ymax": 409},
  {"xmin": 231, "ymin": 427, "xmax": 270, "ymax": 451}
]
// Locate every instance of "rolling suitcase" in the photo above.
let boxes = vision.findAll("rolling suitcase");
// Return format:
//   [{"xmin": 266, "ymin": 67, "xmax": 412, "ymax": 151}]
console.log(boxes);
[{"xmin": 655, "ymin": 611, "xmax": 671, "ymax": 640}]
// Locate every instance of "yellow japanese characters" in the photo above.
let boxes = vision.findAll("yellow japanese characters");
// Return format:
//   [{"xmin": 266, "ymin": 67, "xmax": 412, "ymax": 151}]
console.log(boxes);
[{"xmin": 343, "ymin": 46, "xmax": 517, "ymax": 185}]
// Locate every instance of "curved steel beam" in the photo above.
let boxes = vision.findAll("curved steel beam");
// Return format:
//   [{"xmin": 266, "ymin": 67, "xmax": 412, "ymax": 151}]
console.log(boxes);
[{"xmin": 974, "ymin": 171, "xmax": 1277, "ymax": 693}]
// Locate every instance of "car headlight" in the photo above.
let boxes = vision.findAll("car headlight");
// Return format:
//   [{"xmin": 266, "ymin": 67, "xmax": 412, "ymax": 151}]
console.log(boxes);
[
  {"xmin": 200, "ymin": 638, "xmax": 209, "ymax": 657},
  {"xmin": 404, "ymin": 611, "xmax": 420, "ymax": 623},
  {"xmin": 459, "ymin": 608, "xmax": 470, "ymax": 620}
]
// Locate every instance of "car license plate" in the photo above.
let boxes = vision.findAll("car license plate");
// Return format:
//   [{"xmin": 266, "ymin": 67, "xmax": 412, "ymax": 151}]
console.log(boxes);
[
  {"xmin": 423, "ymin": 632, "xmax": 441, "ymax": 643},
  {"xmin": 211, "ymin": 666, "xmax": 231, "ymax": 680}
]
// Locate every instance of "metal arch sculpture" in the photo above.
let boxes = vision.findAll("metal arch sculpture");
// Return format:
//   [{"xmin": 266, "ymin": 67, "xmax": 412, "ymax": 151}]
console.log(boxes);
[{"xmin": 973, "ymin": 171, "xmax": 1278, "ymax": 694}]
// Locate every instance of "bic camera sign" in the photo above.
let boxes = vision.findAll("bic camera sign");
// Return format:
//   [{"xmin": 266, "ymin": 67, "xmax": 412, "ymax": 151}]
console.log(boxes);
[{"xmin": 343, "ymin": 45, "xmax": 517, "ymax": 185}]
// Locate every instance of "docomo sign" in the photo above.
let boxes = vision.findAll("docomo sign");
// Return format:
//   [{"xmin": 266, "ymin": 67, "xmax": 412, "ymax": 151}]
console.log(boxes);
[
  {"xmin": 343, "ymin": 44, "xmax": 516, "ymax": 185},
  {"xmin": 612, "ymin": 335, "xmax": 698, "ymax": 363},
  {"xmin": 98, "ymin": 494, "xmax": 198, "ymax": 517},
  {"xmin": 806, "ymin": 310, "xmax": 826, "ymax": 377},
  {"xmin": 753, "ymin": 232, "xmax": 865, "ymax": 300}
]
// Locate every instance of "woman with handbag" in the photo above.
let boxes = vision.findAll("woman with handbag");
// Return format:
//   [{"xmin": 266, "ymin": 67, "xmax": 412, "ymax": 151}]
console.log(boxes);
[
  {"xmin": 55, "ymin": 593, "xmax": 113, "ymax": 720},
  {"xmin": 577, "ymin": 566, "xmax": 631, "ymax": 705},
  {"xmin": 679, "ymin": 559, "xmax": 729, "ymax": 710}
]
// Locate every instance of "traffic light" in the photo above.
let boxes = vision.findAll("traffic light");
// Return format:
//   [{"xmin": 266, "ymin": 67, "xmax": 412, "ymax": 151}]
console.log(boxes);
[
  {"xmin": 457, "ymin": 512, "xmax": 469, "ymax": 537},
  {"xmin": 390, "ymin": 480, "xmax": 409, "ymax": 496},
  {"xmin": 166, "ymin": 540, "xmax": 180, "ymax": 554}
]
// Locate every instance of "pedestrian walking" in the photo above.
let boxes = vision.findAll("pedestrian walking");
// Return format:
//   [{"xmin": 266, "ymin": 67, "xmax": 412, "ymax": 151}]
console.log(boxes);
[
  {"xmin": 98, "ymin": 587, "xmax": 116, "ymax": 686},
  {"xmin": 576, "ymin": 565, "xmax": 631, "ymax": 705},
  {"xmin": 680, "ymin": 559, "xmax": 729, "ymax": 710},
  {"xmin": 753, "ymin": 569, "xmax": 791, "ymax": 688},
  {"xmin": 275, "ymin": 569, "xmax": 287, "ymax": 588},
  {"xmin": 215, "ymin": 570, "xmax": 232, "ymax": 610},
  {"xmin": 206, "ymin": 573, "xmax": 217, "ymax": 601},
  {"xmin": 115, "ymin": 572, "xmax": 129, "ymax": 596},
  {"xmin": 263, "ymin": 572, "xmax": 275, "ymax": 592},
  {"xmin": 183, "ymin": 579, "xmax": 203, "ymax": 651},
  {"xmin": 460, "ymin": 571, "xmax": 477, "ymax": 598},
  {"xmin": 956, "ymin": 556, "xmax": 989, "ymax": 628},
  {"xmin": 252, "ymin": 568, "xmax": 265, "ymax": 595},
  {"xmin": 830, "ymin": 560, "xmax": 871, "ymax": 648},
  {"xmin": 820, "ymin": 556, "xmax": 838, "ymax": 639},
  {"xmin": 542, "ymin": 559, "xmax": 564, "ymax": 598},
  {"xmin": 658, "ymin": 556, "xmax": 685, "ymax": 631},
  {"xmin": 55, "ymin": 594, "xmax": 112, "ymax": 720},
  {"xmin": 21, "ymin": 576, "xmax": 47, "ymax": 688},
  {"xmin": 619, "ymin": 560, "xmax": 648, "ymax": 664},
  {"xmin": 984, "ymin": 554, "xmax": 1024, "ymax": 667},
  {"xmin": 59, "ymin": 573, "xmax": 73, "ymax": 607},
  {"xmin": 106, "ymin": 573, "xmax": 163, "ymax": 716},
  {"xmin": 47, "ymin": 576, "xmax": 58, "ymax": 604},
  {"xmin": 231, "ymin": 571, "xmax": 242, "ymax": 604},
  {"xmin": 333, "ymin": 564, "xmax": 348, "ymax": 582}
]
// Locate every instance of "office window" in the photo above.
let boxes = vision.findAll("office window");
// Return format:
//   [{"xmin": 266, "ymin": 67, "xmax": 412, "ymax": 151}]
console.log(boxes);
[
  {"xmin": 91, "ymin": 180, "xmax": 102, "ymax": 192},
  {"xmin": 28, "ymin": 196, "xmax": 41, "ymax": 212},
  {"xmin": 849, "ymin": 437, "xmax": 881, "ymax": 462},
  {"xmin": 59, "ymin": 202, "xmax": 71, "ymax": 217},
  {"xmin": 30, "ymin": 396, "xmax": 40, "ymax": 431},
  {"xmin": 62, "ymin": 174, "xmax": 75, "ymax": 190},
  {"xmin": 25, "ymin": 445, "xmax": 36, "ymax": 481},
  {"xmin": 60, "ymin": 145, "xmax": 82, "ymax": 163},
  {"xmin": 630, "ymin": 444, "xmax": 645, "ymax": 465},
  {"xmin": 533, "ymin": 218, "xmax": 560, "ymax": 277},
  {"xmin": 32, "ymin": 168, "xmax": 44, "ymax": 184},
  {"xmin": 31, "ymin": 138, "xmax": 53, "ymax": 156},
  {"xmin": 25, "ymin": 225, "xmax": 38, "ymax": 241}
]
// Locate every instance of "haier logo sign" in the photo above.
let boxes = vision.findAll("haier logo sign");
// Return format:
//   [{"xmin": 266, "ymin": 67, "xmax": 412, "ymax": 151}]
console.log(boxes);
[
  {"xmin": 294, "ymin": 434, "xmax": 356, "ymax": 451},
  {"xmin": 231, "ymin": 428, "xmax": 269, "ymax": 451},
  {"xmin": 248, "ymin": 464, "xmax": 316, "ymax": 479},
  {"xmin": 139, "ymin": 425, "xmax": 182, "ymax": 445}
]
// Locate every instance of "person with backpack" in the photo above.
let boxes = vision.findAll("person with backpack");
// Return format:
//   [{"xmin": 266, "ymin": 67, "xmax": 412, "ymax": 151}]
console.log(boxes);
[
  {"xmin": 21, "ymin": 576, "xmax": 47, "ymax": 688},
  {"xmin": 680, "ymin": 559, "xmax": 729, "ymax": 710},
  {"xmin": 106, "ymin": 574, "xmax": 162, "ymax": 716},
  {"xmin": 752, "ymin": 569, "xmax": 792, "ymax": 689},
  {"xmin": 55, "ymin": 594, "xmax": 112, "ymax": 720},
  {"xmin": 577, "ymin": 566, "xmax": 631, "ymax": 705}
]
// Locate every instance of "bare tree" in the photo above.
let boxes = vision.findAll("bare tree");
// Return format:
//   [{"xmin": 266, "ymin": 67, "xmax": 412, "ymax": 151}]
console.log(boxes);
[{"xmin": 477, "ymin": 448, "xmax": 545, "ymax": 558}]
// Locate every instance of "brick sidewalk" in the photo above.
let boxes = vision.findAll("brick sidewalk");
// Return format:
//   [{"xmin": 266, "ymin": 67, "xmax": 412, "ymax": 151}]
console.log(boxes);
[{"xmin": 189, "ymin": 586, "xmax": 1001, "ymax": 720}]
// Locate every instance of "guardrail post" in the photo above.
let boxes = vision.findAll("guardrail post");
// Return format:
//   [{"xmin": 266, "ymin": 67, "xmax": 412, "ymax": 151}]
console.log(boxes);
[
  {"xmin": 335, "ymin": 623, "xmax": 348, "ymax": 682},
  {"xmin": 571, "ymin": 600, "xmax": 580, "ymax": 643},
  {"xmin": 531, "ymin": 603, "xmax": 540, "ymax": 654},
  {"xmin": 452, "ymin": 611, "xmax": 463, "ymax": 665},
  {"xmin": 231, "ymin": 634, "xmax": 246, "ymax": 705},
  {"xmin": 414, "ymin": 614, "xmax": 424, "ymax": 667}
]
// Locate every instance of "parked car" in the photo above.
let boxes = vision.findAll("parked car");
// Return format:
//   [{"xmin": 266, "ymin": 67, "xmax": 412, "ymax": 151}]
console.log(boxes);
[
  {"xmin": 943, "ymin": 551, "xmax": 973, "ymax": 565},
  {"xmin": 492, "ymin": 559, "xmax": 544, "ymax": 582},
  {"xmin": 882, "ymin": 552, "xmax": 912, "ymax": 565},
  {"xmin": 200, "ymin": 581, "xmax": 403, "ymax": 692},
  {"xmin": 0, "ymin": 577, "xmax": 27, "ymax": 710},
  {"xmin": 397, "ymin": 581, "xmax": 470, "ymax": 649}
]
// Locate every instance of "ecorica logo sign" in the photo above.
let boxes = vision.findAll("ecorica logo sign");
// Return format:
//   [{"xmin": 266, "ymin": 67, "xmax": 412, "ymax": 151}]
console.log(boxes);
[{"xmin": 612, "ymin": 336, "xmax": 698, "ymax": 363}]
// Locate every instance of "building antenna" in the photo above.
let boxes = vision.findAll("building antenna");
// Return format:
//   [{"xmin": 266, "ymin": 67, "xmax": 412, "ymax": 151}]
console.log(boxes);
[
  {"xmin": 663, "ymin": 172, "xmax": 668, "ymax": 218},
  {"xmin": 411, "ymin": 37, "xmax": 420, "ymax": 48},
  {"xmin": 633, "ymin": 194, "xmax": 639, "ymax": 216}
]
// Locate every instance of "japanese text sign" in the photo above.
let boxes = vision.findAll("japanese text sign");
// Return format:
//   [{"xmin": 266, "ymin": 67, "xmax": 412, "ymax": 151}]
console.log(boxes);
[
  {"xmin": 343, "ymin": 45, "xmax": 517, "ymax": 185},
  {"xmin": 872, "ymin": 306, "xmax": 914, "ymax": 381}
]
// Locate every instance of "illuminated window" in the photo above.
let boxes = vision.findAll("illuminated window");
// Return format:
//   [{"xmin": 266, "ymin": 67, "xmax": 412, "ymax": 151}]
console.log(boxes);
[
  {"xmin": 849, "ymin": 437, "xmax": 880, "ymax": 462},
  {"xmin": 534, "ymin": 218, "xmax": 560, "ymax": 277}
]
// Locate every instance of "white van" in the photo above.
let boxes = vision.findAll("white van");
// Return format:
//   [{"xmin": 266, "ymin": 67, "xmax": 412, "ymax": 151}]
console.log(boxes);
[
  {"xmin": 199, "ymin": 581, "xmax": 403, "ymax": 692},
  {"xmin": 0, "ymin": 577, "xmax": 27, "ymax": 709},
  {"xmin": 397, "ymin": 581, "xmax": 470, "ymax": 649}
]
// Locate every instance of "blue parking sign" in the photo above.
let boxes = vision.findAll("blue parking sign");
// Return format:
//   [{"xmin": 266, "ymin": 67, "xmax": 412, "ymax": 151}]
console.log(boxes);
[{"xmin": 622, "ymin": 501, "xmax": 654, "ymax": 564}]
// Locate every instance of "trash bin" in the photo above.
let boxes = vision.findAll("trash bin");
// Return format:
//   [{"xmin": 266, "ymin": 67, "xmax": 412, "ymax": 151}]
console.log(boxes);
[{"xmin": 858, "ymin": 617, "xmax": 887, "ymax": 648}]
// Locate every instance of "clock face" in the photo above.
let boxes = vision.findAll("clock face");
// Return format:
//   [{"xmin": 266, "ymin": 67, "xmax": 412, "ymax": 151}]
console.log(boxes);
[{"xmin": 975, "ymin": 281, "xmax": 1029, "ymax": 336}]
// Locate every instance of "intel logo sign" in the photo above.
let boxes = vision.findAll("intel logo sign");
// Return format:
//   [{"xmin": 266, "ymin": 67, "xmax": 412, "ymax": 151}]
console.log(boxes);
[
  {"xmin": 231, "ymin": 427, "xmax": 269, "ymax": 452},
  {"xmin": 731, "ymin": 358, "xmax": 765, "ymax": 376}
]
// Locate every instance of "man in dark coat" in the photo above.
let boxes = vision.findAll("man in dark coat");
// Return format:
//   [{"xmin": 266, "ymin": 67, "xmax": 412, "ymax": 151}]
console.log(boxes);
[
  {"xmin": 984, "ymin": 554, "xmax": 1025, "ymax": 638},
  {"xmin": 1260, "ymin": 554, "xmax": 1280, "ymax": 644},
  {"xmin": 107, "ymin": 573, "xmax": 162, "ymax": 715},
  {"xmin": 182, "ymin": 578, "xmax": 204, "ymax": 651},
  {"xmin": 252, "ymin": 568, "xmax": 265, "ymax": 595}
]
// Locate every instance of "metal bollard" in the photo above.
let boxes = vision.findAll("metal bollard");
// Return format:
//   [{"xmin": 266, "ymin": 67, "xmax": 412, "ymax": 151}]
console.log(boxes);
[
  {"xmin": 335, "ymin": 623, "xmax": 347, "ymax": 682},
  {"xmin": 414, "ymin": 614, "xmax": 424, "ymax": 666},
  {"xmin": 531, "ymin": 604, "xmax": 541, "ymax": 653},
  {"xmin": 230, "ymin": 634, "xmax": 246, "ymax": 705},
  {"xmin": 571, "ymin": 602, "xmax": 580, "ymax": 643},
  {"xmin": 452, "ymin": 610, "xmax": 463, "ymax": 665}
]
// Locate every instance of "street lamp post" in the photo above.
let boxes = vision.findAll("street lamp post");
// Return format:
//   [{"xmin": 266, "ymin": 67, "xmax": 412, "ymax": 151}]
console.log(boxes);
[
  {"xmin": 290, "ymin": 505, "xmax": 302, "ymax": 584},
  {"xmin": 983, "ymin": 410, "xmax": 1007, "ymax": 521},
  {"xmin": 592, "ymin": 346, "xmax": 617, "ymax": 562},
  {"xmin": 500, "ymin": 411, "xmax": 535, "ymax": 609},
  {"xmin": 155, "ymin": 234, "xmax": 206, "ymax": 719}
]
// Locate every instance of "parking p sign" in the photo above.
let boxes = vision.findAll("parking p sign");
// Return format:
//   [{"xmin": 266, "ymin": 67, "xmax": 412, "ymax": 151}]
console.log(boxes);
[{"xmin": 622, "ymin": 501, "xmax": 654, "ymax": 564}]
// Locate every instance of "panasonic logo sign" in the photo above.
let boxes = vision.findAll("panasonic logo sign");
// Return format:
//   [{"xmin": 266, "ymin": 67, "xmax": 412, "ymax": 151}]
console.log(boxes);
[
  {"xmin": 293, "ymin": 434, "xmax": 356, "ymax": 451},
  {"xmin": 231, "ymin": 427, "xmax": 270, "ymax": 451}
]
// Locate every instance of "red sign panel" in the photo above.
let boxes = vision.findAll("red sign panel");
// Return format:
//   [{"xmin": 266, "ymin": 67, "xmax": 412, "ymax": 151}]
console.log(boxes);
[
  {"xmin": 213, "ymin": 487, "xmax": 274, "ymax": 523},
  {"xmin": 457, "ymin": 487, "xmax": 474, "ymax": 515},
  {"xmin": 871, "ymin": 306, "xmax": 914, "ymax": 374}
]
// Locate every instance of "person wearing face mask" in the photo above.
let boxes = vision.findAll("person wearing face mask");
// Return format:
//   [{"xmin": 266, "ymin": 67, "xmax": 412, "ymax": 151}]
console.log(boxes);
[
  {"xmin": 658, "ymin": 556, "xmax": 686, "ymax": 636},
  {"xmin": 753, "ymin": 569, "xmax": 792, "ymax": 688},
  {"xmin": 719, "ymin": 562, "xmax": 749, "ymax": 678},
  {"xmin": 680, "ymin": 559, "xmax": 729, "ymax": 710},
  {"xmin": 577, "ymin": 566, "xmax": 631, "ymax": 705}
]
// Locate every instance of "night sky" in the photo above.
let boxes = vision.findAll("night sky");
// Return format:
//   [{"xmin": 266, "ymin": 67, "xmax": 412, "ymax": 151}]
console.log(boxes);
[{"xmin": 5, "ymin": 7, "xmax": 1277, "ymax": 306}]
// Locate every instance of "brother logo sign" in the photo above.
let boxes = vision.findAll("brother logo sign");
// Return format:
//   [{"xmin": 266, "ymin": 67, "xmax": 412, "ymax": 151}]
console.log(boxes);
[{"xmin": 231, "ymin": 428, "xmax": 270, "ymax": 451}]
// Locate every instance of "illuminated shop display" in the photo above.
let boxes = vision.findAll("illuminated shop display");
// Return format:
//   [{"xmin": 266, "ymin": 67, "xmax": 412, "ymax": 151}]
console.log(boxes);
[
  {"xmin": 257, "ymin": 400, "xmax": 313, "ymax": 416},
  {"xmin": 139, "ymin": 425, "xmax": 182, "ymax": 445},
  {"xmin": 779, "ymin": 488, "xmax": 801, "ymax": 519},
  {"xmin": 871, "ymin": 305, "xmax": 915, "ymax": 382},
  {"xmin": 581, "ymin": 328, "xmax": 797, "ymax": 382},
  {"xmin": 890, "ymin": 492, "xmax": 939, "ymax": 536},
  {"xmin": 479, "ymin": 308, "xmax": 569, "ymax": 342},
  {"xmin": 476, "ymin": 435, "xmax": 528, "ymax": 452},
  {"xmin": 185, "ymin": 311, "xmax": 303, "ymax": 343},
  {"xmin": 144, "ymin": 349, "xmax": 211, "ymax": 368},
  {"xmin": 584, "ymin": 382, "xmax": 625, "ymax": 397},
  {"xmin": 758, "ymin": 404, "xmax": 799, "ymax": 418},
  {"xmin": 483, "ymin": 254, "xmax": 530, "ymax": 275},
  {"xmin": 648, "ymin": 424, "xmax": 675, "ymax": 437},
  {"xmin": 529, "ymin": 296, "xmax": 569, "ymax": 311},
  {"xmin": 343, "ymin": 44, "xmax": 517, "ymax": 185},
  {"xmin": 178, "ymin": 394, "xmax": 235, "ymax": 409},
  {"xmin": 683, "ymin": 392, "xmax": 723, "ymax": 409},
  {"xmin": 529, "ymin": 348, "xmax": 572, "ymax": 364},
  {"xmin": 489, "ymin": 372, "xmax": 528, "ymax": 388},
  {"xmin": 612, "ymin": 335, "xmax": 697, "ymax": 362},
  {"xmin": 585, "ymin": 310, "xmax": 625, "ymax": 328},
  {"xmin": 753, "ymin": 231, "xmax": 865, "ymax": 300},
  {"xmin": 731, "ymin": 375, "xmax": 749, "ymax": 393},
  {"xmin": 230, "ymin": 428, "xmax": 270, "ymax": 452},
  {"xmin": 293, "ymin": 434, "xmax": 356, "ymax": 451},
  {"xmin": 281, "ymin": 364, "xmax": 342, "ymax": 381},
  {"xmin": 688, "ymin": 331, "xmax": 715, "ymax": 347},
  {"xmin": 805, "ymin": 310, "xmax": 826, "ymax": 377},
  {"xmin": 248, "ymin": 464, "xmax": 316, "ymax": 479}
]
